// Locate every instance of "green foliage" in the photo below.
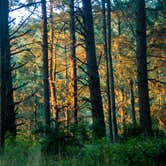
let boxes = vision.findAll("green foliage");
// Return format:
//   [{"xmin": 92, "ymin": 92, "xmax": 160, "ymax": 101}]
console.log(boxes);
[
  {"xmin": 108, "ymin": 138, "xmax": 166, "ymax": 166},
  {"xmin": 1, "ymin": 137, "xmax": 166, "ymax": 166},
  {"xmin": 122, "ymin": 123, "xmax": 142, "ymax": 139},
  {"xmin": 0, "ymin": 135, "xmax": 40, "ymax": 166},
  {"xmin": 33, "ymin": 123, "xmax": 83, "ymax": 156},
  {"xmin": 69, "ymin": 121, "xmax": 92, "ymax": 142},
  {"xmin": 56, "ymin": 137, "xmax": 166, "ymax": 166},
  {"xmin": 72, "ymin": 137, "xmax": 166, "ymax": 166}
]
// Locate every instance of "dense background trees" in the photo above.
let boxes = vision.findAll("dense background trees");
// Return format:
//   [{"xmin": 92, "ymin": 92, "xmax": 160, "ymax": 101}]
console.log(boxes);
[{"xmin": 0, "ymin": 0, "xmax": 165, "ymax": 164}]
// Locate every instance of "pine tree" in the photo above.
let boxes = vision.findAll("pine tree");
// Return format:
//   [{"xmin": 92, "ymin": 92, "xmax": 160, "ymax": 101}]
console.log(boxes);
[
  {"xmin": 82, "ymin": 0, "xmax": 106, "ymax": 138},
  {"xmin": 41, "ymin": 0, "xmax": 51, "ymax": 127},
  {"xmin": 136, "ymin": 0, "xmax": 153, "ymax": 136}
]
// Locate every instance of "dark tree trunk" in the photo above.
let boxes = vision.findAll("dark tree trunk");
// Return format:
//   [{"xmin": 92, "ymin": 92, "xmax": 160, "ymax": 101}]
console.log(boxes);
[
  {"xmin": 130, "ymin": 79, "xmax": 136, "ymax": 125},
  {"xmin": 0, "ymin": 0, "xmax": 7, "ymax": 147},
  {"xmin": 107, "ymin": 0, "xmax": 118, "ymax": 142},
  {"xmin": 102, "ymin": 0, "xmax": 113, "ymax": 142},
  {"xmin": 5, "ymin": 25, "xmax": 15, "ymax": 137},
  {"xmin": 41, "ymin": 0, "xmax": 50, "ymax": 127},
  {"xmin": 0, "ymin": 0, "xmax": 16, "ymax": 139},
  {"xmin": 135, "ymin": 0, "xmax": 152, "ymax": 136},
  {"xmin": 118, "ymin": 16, "xmax": 121, "ymax": 36},
  {"xmin": 69, "ymin": 0, "xmax": 78, "ymax": 125},
  {"xmin": 82, "ymin": 0, "xmax": 106, "ymax": 138}
]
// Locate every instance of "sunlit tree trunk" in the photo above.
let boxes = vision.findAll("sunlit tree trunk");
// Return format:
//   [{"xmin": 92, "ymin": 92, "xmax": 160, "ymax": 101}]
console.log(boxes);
[
  {"xmin": 107, "ymin": 0, "xmax": 118, "ymax": 142},
  {"xmin": 41, "ymin": 0, "xmax": 50, "ymax": 127},
  {"xmin": 64, "ymin": 37, "xmax": 70, "ymax": 128},
  {"xmin": 102, "ymin": 0, "xmax": 113, "ymax": 142},
  {"xmin": 82, "ymin": 0, "xmax": 106, "ymax": 138},
  {"xmin": 136, "ymin": 0, "xmax": 152, "ymax": 136},
  {"xmin": 121, "ymin": 88, "xmax": 126, "ymax": 131},
  {"xmin": 69, "ymin": 0, "xmax": 78, "ymax": 125},
  {"xmin": 49, "ymin": 0, "xmax": 58, "ymax": 122}
]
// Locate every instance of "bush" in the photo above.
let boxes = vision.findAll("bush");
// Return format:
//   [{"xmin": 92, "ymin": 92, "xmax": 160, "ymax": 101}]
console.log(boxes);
[
  {"xmin": 34, "ymin": 123, "xmax": 83, "ymax": 156},
  {"xmin": 122, "ymin": 123, "xmax": 142, "ymax": 139},
  {"xmin": 59, "ymin": 137, "xmax": 166, "ymax": 166},
  {"xmin": 1, "ymin": 130, "xmax": 166, "ymax": 166},
  {"xmin": 105, "ymin": 138, "xmax": 166, "ymax": 166}
]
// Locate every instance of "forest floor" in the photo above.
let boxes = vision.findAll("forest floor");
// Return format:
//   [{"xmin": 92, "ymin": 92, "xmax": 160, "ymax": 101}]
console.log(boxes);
[{"xmin": 0, "ymin": 136, "xmax": 166, "ymax": 166}]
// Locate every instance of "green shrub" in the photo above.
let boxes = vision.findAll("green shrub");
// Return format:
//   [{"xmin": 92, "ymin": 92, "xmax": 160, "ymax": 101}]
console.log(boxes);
[
  {"xmin": 122, "ymin": 123, "xmax": 142, "ymax": 139},
  {"xmin": 107, "ymin": 138, "xmax": 166, "ymax": 166},
  {"xmin": 34, "ymin": 123, "xmax": 83, "ymax": 156},
  {"xmin": 65, "ymin": 137, "xmax": 166, "ymax": 166},
  {"xmin": 1, "ymin": 133, "xmax": 166, "ymax": 166}
]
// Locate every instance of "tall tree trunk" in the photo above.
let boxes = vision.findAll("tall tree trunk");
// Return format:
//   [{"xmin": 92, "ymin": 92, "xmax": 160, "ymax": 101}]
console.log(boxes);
[
  {"xmin": 82, "ymin": 0, "xmax": 106, "ymax": 138},
  {"xmin": 102, "ymin": 0, "xmax": 113, "ymax": 142},
  {"xmin": 130, "ymin": 79, "xmax": 136, "ymax": 125},
  {"xmin": 64, "ymin": 37, "xmax": 70, "ymax": 128},
  {"xmin": 49, "ymin": 0, "xmax": 58, "ymax": 122},
  {"xmin": 135, "ymin": 0, "xmax": 152, "ymax": 136},
  {"xmin": 0, "ymin": 0, "xmax": 16, "ymax": 138},
  {"xmin": 69, "ymin": 0, "xmax": 78, "ymax": 125},
  {"xmin": 107, "ymin": 0, "xmax": 118, "ymax": 142},
  {"xmin": 41, "ymin": 0, "xmax": 50, "ymax": 127},
  {"xmin": 53, "ymin": 46, "xmax": 58, "ymax": 121},
  {"xmin": 0, "ymin": 0, "xmax": 7, "ymax": 146}
]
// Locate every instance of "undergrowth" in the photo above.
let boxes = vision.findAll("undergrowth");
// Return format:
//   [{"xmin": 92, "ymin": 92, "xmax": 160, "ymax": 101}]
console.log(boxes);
[{"xmin": 0, "ymin": 135, "xmax": 166, "ymax": 166}]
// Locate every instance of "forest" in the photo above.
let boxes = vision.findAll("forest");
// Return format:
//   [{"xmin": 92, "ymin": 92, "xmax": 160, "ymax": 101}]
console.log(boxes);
[{"xmin": 0, "ymin": 0, "xmax": 166, "ymax": 165}]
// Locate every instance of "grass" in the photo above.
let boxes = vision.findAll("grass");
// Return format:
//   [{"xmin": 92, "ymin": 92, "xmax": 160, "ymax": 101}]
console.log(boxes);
[{"xmin": 0, "ymin": 136, "xmax": 166, "ymax": 166}]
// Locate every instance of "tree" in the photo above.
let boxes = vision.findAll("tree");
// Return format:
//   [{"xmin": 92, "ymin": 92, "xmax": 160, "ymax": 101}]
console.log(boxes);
[
  {"xmin": 49, "ymin": 0, "xmax": 58, "ymax": 121},
  {"xmin": 82, "ymin": 0, "xmax": 106, "ymax": 138},
  {"xmin": 0, "ymin": 0, "xmax": 7, "ymax": 147},
  {"xmin": 69, "ymin": 0, "xmax": 78, "ymax": 125},
  {"xmin": 41, "ymin": 0, "xmax": 51, "ymax": 127},
  {"xmin": 0, "ymin": 0, "xmax": 16, "ymax": 139},
  {"xmin": 130, "ymin": 79, "xmax": 136, "ymax": 125},
  {"xmin": 135, "ymin": 0, "xmax": 153, "ymax": 136},
  {"xmin": 101, "ymin": 0, "xmax": 113, "ymax": 142},
  {"xmin": 107, "ymin": 0, "xmax": 118, "ymax": 142}
]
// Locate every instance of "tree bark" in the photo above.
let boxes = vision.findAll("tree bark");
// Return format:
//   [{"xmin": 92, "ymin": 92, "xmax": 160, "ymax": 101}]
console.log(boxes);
[
  {"xmin": 64, "ymin": 38, "xmax": 70, "ymax": 128},
  {"xmin": 69, "ymin": 0, "xmax": 78, "ymax": 125},
  {"xmin": 41, "ymin": 0, "xmax": 51, "ymax": 127},
  {"xmin": 102, "ymin": 0, "xmax": 113, "ymax": 142},
  {"xmin": 0, "ymin": 0, "xmax": 16, "ymax": 139},
  {"xmin": 121, "ymin": 88, "xmax": 126, "ymax": 131},
  {"xmin": 82, "ymin": 0, "xmax": 106, "ymax": 138},
  {"xmin": 49, "ymin": 0, "xmax": 58, "ymax": 122},
  {"xmin": 107, "ymin": 0, "xmax": 118, "ymax": 142},
  {"xmin": 0, "ymin": 0, "xmax": 7, "ymax": 147},
  {"xmin": 135, "ymin": 0, "xmax": 152, "ymax": 136},
  {"xmin": 130, "ymin": 79, "xmax": 136, "ymax": 125}
]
